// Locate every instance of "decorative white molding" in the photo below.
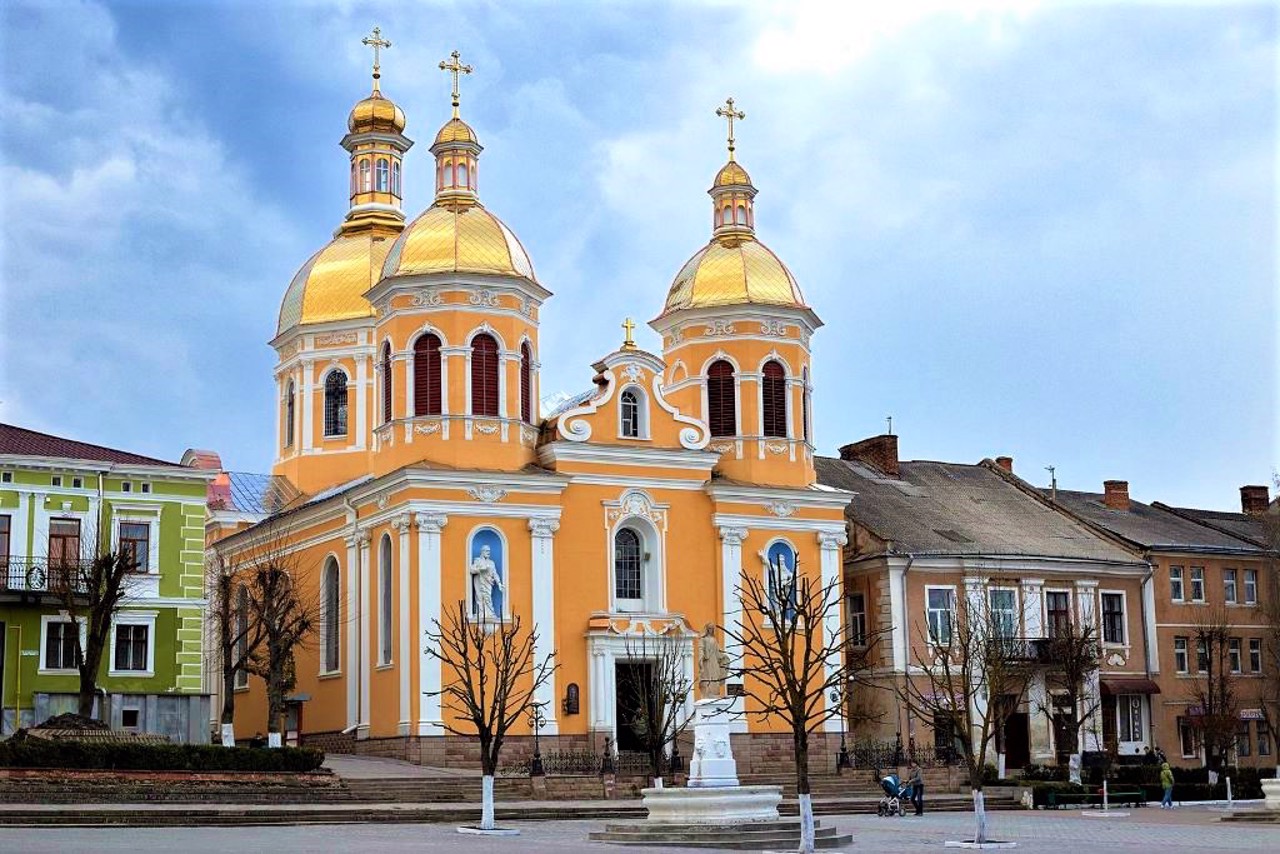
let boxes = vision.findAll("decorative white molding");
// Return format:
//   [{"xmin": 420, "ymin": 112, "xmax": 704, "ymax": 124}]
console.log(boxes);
[
  {"xmin": 709, "ymin": 442, "xmax": 734, "ymax": 453},
  {"xmin": 316, "ymin": 331, "xmax": 358, "ymax": 347},
  {"xmin": 468, "ymin": 486, "xmax": 508, "ymax": 503},
  {"xmin": 410, "ymin": 288, "xmax": 444, "ymax": 307},
  {"xmin": 416, "ymin": 513, "xmax": 448, "ymax": 533},
  {"xmin": 765, "ymin": 501, "xmax": 795, "ymax": 518},
  {"xmin": 718, "ymin": 525, "xmax": 748, "ymax": 546},
  {"xmin": 649, "ymin": 372, "xmax": 710, "ymax": 450},
  {"xmin": 760, "ymin": 319, "xmax": 788, "ymax": 336},
  {"xmin": 528, "ymin": 517, "xmax": 561, "ymax": 538},
  {"xmin": 817, "ymin": 530, "xmax": 849, "ymax": 549},
  {"xmin": 469, "ymin": 289, "xmax": 501, "ymax": 308},
  {"xmin": 765, "ymin": 442, "xmax": 788, "ymax": 455},
  {"xmin": 623, "ymin": 363, "xmax": 646, "ymax": 384},
  {"xmin": 705, "ymin": 320, "xmax": 735, "ymax": 336},
  {"xmin": 414, "ymin": 421, "xmax": 441, "ymax": 435},
  {"xmin": 606, "ymin": 488, "xmax": 668, "ymax": 528},
  {"xmin": 475, "ymin": 422, "xmax": 499, "ymax": 435}
]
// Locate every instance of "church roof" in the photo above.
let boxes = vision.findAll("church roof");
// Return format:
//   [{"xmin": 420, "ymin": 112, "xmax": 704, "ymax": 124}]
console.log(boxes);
[{"xmin": 815, "ymin": 456, "xmax": 1142, "ymax": 564}]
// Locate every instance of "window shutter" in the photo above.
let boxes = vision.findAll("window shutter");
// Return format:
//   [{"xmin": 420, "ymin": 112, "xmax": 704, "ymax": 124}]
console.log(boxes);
[
  {"xmin": 520, "ymin": 342, "xmax": 532, "ymax": 423},
  {"xmin": 471, "ymin": 334, "xmax": 499, "ymax": 417},
  {"xmin": 381, "ymin": 343, "xmax": 393, "ymax": 424},
  {"xmin": 414, "ymin": 334, "xmax": 443, "ymax": 416},
  {"xmin": 762, "ymin": 360, "xmax": 787, "ymax": 438},
  {"xmin": 707, "ymin": 360, "xmax": 737, "ymax": 438}
]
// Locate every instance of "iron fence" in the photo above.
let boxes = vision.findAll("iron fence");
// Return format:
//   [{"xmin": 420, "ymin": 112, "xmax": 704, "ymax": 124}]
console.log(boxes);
[{"xmin": 1, "ymin": 557, "xmax": 90, "ymax": 594}]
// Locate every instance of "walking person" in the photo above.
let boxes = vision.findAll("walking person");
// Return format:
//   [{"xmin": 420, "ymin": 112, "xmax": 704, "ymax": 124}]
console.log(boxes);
[
  {"xmin": 1159, "ymin": 761, "xmax": 1174, "ymax": 809},
  {"xmin": 908, "ymin": 761, "xmax": 925, "ymax": 816}
]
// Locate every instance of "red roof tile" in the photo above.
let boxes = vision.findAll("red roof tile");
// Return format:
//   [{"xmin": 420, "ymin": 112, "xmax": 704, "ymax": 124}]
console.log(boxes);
[{"xmin": 0, "ymin": 423, "xmax": 181, "ymax": 467}]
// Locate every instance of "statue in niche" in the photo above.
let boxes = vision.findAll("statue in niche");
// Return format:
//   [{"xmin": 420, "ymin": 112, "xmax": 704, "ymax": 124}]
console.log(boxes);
[
  {"xmin": 469, "ymin": 544, "xmax": 503, "ymax": 621},
  {"xmin": 698, "ymin": 623, "xmax": 730, "ymax": 699},
  {"xmin": 760, "ymin": 547, "xmax": 796, "ymax": 604}
]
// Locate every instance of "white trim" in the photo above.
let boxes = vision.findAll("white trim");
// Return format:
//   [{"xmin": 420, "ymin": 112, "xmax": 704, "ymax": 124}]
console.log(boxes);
[
  {"xmin": 616, "ymin": 384, "xmax": 650, "ymax": 440},
  {"xmin": 396, "ymin": 516, "xmax": 412, "ymax": 734},
  {"xmin": 466, "ymin": 524, "xmax": 511, "ymax": 622},
  {"xmin": 1099, "ymin": 588, "xmax": 1129, "ymax": 647},
  {"xmin": 417, "ymin": 513, "xmax": 447, "ymax": 735},
  {"xmin": 319, "ymin": 553, "xmax": 342, "ymax": 676},
  {"xmin": 924, "ymin": 584, "xmax": 957, "ymax": 646},
  {"xmin": 529, "ymin": 517, "xmax": 559, "ymax": 735},
  {"xmin": 377, "ymin": 533, "xmax": 394, "ymax": 666},
  {"xmin": 38, "ymin": 614, "xmax": 85, "ymax": 675},
  {"xmin": 107, "ymin": 610, "xmax": 157, "ymax": 677},
  {"xmin": 604, "ymin": 490, "xmax": 667, "ymax": 614},
  {"xmin": 538, "ymin": 441, "xmax": 716, "ymax": 470},
  {"xmin": 110, "ymin": 510, "xmax": 160, "ymax": 574}
]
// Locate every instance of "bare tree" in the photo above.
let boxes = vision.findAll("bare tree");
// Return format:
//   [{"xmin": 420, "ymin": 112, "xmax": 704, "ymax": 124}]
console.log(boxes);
[
  {"xmin": 724, "ymin": 558, "xmax": 882, "ymax": 854},
  {"xmin": 51, "ymin": 545, "xmax": 137, "ymax": 719},
  {"xmin": 424, "ymin": 600, "xmax": 556, "ymax": 832},
  {"xmin": 1187, "ymin": 605, "xmax": 1239, "ymax": 772},
  {"xmin": 1036, "ymin": 620, "xmax": 1102, "ymax": 765},
  {"xmin": 1259, "ymin": 507, "xmax": 1280, "ymax": 775},
  {"xmin": 206, "ymin": 554, "xmax": 262, "ymax": 743},
  {"xmin": 620, "ymin": 629, "xmax": 694, "ymax": 788},
  {"xmin": 900, "ymin": 581, "xmax": 1033, "ymax": 846}
]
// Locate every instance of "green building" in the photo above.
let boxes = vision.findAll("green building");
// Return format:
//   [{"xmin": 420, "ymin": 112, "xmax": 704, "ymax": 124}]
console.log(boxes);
[{"xmin": 0, "ymin": 423, "xmax": 211, "ymax": 741}]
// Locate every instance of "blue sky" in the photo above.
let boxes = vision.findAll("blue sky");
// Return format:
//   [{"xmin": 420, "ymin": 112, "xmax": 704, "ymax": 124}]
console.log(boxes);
[{"xmin": 1, "ymin": 0, "xmax": 1275, "ymax": 510}]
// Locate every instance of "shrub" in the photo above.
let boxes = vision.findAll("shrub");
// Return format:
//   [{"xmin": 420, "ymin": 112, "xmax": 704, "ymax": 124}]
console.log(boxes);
[
  {"xmin": 1020, "ymin": 764, "xmax": 1067, "ymax": 782},
  {"xmin": 0, "ymin": 738, "xmax": 325, "ymax": 773}
]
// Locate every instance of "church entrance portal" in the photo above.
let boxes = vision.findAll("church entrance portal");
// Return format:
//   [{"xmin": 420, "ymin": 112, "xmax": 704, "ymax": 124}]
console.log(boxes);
[{"xmin": 614, "ymin": 661, "xmax": 654, "ymax": 754}]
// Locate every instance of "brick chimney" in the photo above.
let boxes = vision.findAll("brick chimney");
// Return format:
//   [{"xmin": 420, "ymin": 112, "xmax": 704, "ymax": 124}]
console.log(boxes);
[
  {"xmin": 1240, "ymin": 485, "xmax": 1270, "ymax": 515},
  {"xmin": 1103, "ymin": 480, "xmax": 1130, "ymax": 511},
  {"xmin": 839, "ymin": 434, "xmax": 899, "ymax": 477},
  {"xmin": 994, "ymin": 456, "xmax": 1013, "ymax": 473}
]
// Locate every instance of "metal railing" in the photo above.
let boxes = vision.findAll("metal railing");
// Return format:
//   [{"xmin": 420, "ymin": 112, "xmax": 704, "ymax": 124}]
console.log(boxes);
[{"xmin": 0, "ymin": 557, "xmax": 91, "ymax": 594}]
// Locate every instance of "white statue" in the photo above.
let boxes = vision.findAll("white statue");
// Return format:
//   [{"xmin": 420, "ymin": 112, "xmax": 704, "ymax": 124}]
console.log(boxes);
[
  {"xmin": 698, "ymin": 623, "xmax": 731, "ymax": 699},
  {"xmin": 760, "ymin": 549, "xmax": 796, "ymax": 603},
  {"xmin": 469, "ymin": 545, "xmax": 503, "ymax": 621}
]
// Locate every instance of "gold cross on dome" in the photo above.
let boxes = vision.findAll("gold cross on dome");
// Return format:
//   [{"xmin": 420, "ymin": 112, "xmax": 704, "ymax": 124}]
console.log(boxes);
[
  {"xmin": 621, "ymin": 317, "xmax": 637, "ymax": 349},
  {"xmin": 439, "ymin": 50, "xmax": 473, "ymax": 118},
  {"xmin": 716, "ymin": 97, "xmax": 746, "ymax": 160},
  {"xmin": 362, "ymin": 27, "xmax": 392, "ymax": 92}
]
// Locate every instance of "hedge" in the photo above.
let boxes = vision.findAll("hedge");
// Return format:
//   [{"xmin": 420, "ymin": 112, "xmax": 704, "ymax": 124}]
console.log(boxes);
[
  {"xmin": 0, "ymin": 739, "xmax": 325, "ymax": 773},
  {"xmin": 1028, "ymin": 766, "xmax": 1276, "ymax": 806}
]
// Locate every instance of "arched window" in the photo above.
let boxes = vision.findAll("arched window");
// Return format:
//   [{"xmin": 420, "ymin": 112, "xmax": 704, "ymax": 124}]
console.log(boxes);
[
  {"xmin": 707, "ymin": 360, "xmax": 737, "ymax": 438},
  {"xmin": 375, "ymin": 158, "xmax": 389, "ymax": 192},
  {"xmin": 444, "ymin": 158, "xmax": 455, "ymax": 187},
  {"xmin": 519, "ymin": 342, "xmax": 533, "ymax": 423},
  {"xmin": 737, "ymin": 203, "xmax": 747, "ymax": 225},
  {"xmin": 436, "ymin": 160, "xmax": 444, "ymax": 191},
  {"xmin": 359, "ymin": 160, "xmax": 371, "ymax": 192},
  {"xmin": 378, "ymin": 535, "xmax": 393, "ymax": 664},
  {"xmin": 349, "ymin": 162, "xmax": 357, "ymax": 196},
  {"xmin": 802, "ymin": 367, "xmax": 811, "ymax": 444},
  {"xmin": 391, "ymin": 161, "xmax": 401, "ymax": 196},
  {"xmin": 724, "ymin": 204, "xmax": 734, "ymax": 225},
  {"xmin": 614, "ymin": 528, "xmax": 643, "ymax": 603},
  {"xmin": 284, "ymin": 380, "xmax": 295, "ymax": 448},
  {"xmin": 762, "ymin": 360, "xmax": 787, "ymax": 438},
  {"xmin": 321, "ymin": 558, "xmax": 340, "ymax": 673},
  {"xmin": 324, "ymin": 371, "xmax": 348, "ymax": 437},
  {"xmin": 414, "ymin": 333, "xmax": 443, "ymax": 416},
  {"xmin": 381, "ymin": 342, "xmax": 393, "ymax": 424},
  {"xmin": 234, "ymin": 586, "xmax": 249, "ymax": 689},
  {"xmin": 620, "ymin": 389, "xmax": 641, "ymax": 438},
  {"xmin": 458, "ymin": 160, "xmax": 469, "ymax": 189},
  {"xmin": 470, "ymin": 333, "xmax": 499, "ymax": 417},
  {"xmin": 714, "ymin": 207, "xmax": 723, "ymax": 227}
]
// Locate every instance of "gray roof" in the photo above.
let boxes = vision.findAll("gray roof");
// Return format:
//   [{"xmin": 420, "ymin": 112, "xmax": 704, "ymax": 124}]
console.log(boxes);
[
  {"xmin": 814, "ymin": 457, "xmax": 1141, "ymax": 564},
  {"xmin": 1046, "ymin": 490, "xmax": 1264, "ymax": 554},
  {"xmin": 1154, "ymin": 504, "xmax": 1274, "ymax": 551},
  {"xmin": 224, "ymin": 472, "xmax": 303, "ymax": 515}
]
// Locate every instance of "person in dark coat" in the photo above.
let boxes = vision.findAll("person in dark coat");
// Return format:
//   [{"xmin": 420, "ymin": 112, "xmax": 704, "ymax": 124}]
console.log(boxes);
[{"xmin": 908, "ymin": 761, "xmax": 924, "ymax": 815}]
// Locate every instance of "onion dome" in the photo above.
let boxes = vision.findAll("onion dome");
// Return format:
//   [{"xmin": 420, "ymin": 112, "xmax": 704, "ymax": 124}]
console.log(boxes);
[
  {"xmin": 348, "ymin": 91, "xmax": 406, "ymax": 134},
  {"xmin": 277, "ymin": 232, "xmax": 392, "ymax": 334},
  {"xmin": 434, "ymin": 117, "xmax": 478, "ymax": 145}
]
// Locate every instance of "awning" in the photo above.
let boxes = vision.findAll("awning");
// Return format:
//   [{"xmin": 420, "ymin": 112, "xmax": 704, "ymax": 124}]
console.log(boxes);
[{"xmin": 1100, "ymin": 678, "xmax": 1161, "ymax": 696}]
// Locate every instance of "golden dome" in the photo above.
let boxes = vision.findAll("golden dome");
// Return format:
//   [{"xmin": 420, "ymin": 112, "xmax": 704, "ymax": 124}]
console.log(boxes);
[
  {"xmin": 434, "ymin": 117, "xmax": 478, "ymax": 146},
  {"xmin": 382, "ymin": 203, "xmax": 536, "ymax": 282},
  {"xmin": 713, "ymin": 161, "xmax": 752, "ymax": 188},
  {"xmin": 661, "ymin": 238, "xmax": 805, "ymax": 314},
  {"xmin": 348, "ymin": 91, "xmax": 406, "ymax": 134},
  {"xmin": 278, "ymin": 233, "xmax": 393, "ymax": 334}
]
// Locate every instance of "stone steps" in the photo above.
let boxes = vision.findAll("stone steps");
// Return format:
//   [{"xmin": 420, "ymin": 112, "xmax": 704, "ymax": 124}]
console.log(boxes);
[{"xmin": 590, "ymin": 818, "xmax": 851, "ymax": 850}]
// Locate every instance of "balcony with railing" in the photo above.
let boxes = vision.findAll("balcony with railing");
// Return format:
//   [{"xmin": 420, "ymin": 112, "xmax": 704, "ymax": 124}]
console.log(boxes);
[{"xmin": 0, "ymin": 556, "xmax": 91, "ymax": 599}]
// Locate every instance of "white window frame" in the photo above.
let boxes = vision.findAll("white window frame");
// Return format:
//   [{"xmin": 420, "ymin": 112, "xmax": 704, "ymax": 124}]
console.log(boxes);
[
  {"xmin": 1044, "ymin": 587, "xmax": 1074, "ymax": 638},
  {"xmin": 847, "ymin": 591, "xmax": 867, "ymax": 648},
  {"xmin": 1099, "ymin": 590, "xmax": 1127, "ymax": 646},
  {"xmin": 39, "ymin": 614, "xmax": 85, "ymax": 675},
  {"xmin": 925, "ymin": 585, "xmax": 956, "ymax": 647},
  {"xmin": 1189, "ymin": 566, "xmax": 1205, "ymax": 602},
  {"xmin": 1173, "ymin": 636, "xmax": 1189, "ymax": 674},
  {"xmin": 617, "ymin": 384, "xmax": 650, "ymax": 440},
  {"xmin": 108, "ymin": 610, "xmax": 157, "ymax": 677},
  {"xmin": 319, "ymin": 555, "xmax": 341, "ymax": 676},
  {"xmin": 1243, "ymin": 569, "xmax": 1257, "ymax": 605},
  {"xmin": 611, "ymin": 524, "xmax": 651, "ymax": 613},
  {"xmin": 988, "ymin": 586, "xmax": 1019, "ymax": 639},
  {"xmin": 377, "ymin": 534, "xmax": 393, "ymax": 666},
  {"xmin": 1169, "ymin": 565, "xmax": 1184, "ymax": 602},
  {"xmin": 1223, "ymin": 568, "xmax": 1238, "ymax": 605},
  {"xmin": 111, "ymin": 510, "xmax": 160, "ymax": 574},
  {"xmin": 602, "ymin": 491, "xmax": 667, "ymax": 614}
]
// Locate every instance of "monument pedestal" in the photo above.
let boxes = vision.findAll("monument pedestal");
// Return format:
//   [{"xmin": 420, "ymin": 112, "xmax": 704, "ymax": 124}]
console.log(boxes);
[{"xmin": 688, "ymin": 697, "xmax": 740, "ymax": 788}]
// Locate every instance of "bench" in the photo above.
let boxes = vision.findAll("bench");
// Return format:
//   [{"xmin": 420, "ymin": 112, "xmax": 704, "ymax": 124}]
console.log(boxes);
[{"xmin": 1044, "ymin": 790, "xmax": 1147, "ymax": 809}]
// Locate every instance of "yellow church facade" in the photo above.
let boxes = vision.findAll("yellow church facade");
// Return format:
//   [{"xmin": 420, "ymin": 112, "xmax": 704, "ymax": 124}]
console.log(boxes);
[{"xmin": 212, "ymin": 38, "xmax": 853, "ymax": 770}]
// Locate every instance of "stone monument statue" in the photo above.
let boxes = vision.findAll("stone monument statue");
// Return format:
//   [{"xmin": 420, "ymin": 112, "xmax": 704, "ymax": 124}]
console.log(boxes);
[
  {"xmin": 698, "ymin": 623, "xmax": 730, "ymax": 699},
  {"xmin": 469, "ymin": 544, "xmax": 503, "ymax": 621}
]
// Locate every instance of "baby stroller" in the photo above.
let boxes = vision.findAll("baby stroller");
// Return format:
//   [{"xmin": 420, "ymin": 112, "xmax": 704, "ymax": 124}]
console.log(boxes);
[{"xmin": 877, "ymin": 773, "xmax": 911, "ymax": 817}]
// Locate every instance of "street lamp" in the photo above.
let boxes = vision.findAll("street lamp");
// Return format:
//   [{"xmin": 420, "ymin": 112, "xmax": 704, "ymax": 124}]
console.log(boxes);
[
  {"xmin": 830, "ymin": 686, "xmax": 850, "ymax": 772},
  {"xmin": 528, "ymin": 701, "xmax": 547, "ymax": 777}
]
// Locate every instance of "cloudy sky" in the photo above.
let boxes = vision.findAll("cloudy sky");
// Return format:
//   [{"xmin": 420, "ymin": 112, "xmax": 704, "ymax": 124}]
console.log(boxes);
[{"xmin": 0, "ymin": 0, "xmax": 1275, "ymax": 510}]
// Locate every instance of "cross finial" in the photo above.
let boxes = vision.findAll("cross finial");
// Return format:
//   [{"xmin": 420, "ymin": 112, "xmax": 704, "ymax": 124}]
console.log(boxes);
[
  {"xmin": 439, "ymin": 50, "xmax": 473, "ymax": 119},
  {"xmin": 621, "ymin": 317, "xmax": 637, "ymax": 350},
  {"xmin": 715, "ymin": 96, "xmax": 746, "ymax": 161},
  {"xmin": 362, "ymin": 27, "xmax": 392, "ymax": 93}
]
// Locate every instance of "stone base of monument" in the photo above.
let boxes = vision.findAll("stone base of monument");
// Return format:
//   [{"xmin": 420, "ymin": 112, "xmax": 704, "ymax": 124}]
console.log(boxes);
[
  {"xmin": 589, "ymin": 817, "xmax": 851, "ymax": 849},
  {"xmin": 642, "ymin": 784, "xmax": 784, "ymax": 824}
]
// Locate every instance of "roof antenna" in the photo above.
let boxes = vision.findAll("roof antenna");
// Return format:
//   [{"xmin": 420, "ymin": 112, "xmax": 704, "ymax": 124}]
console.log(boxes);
[
  {"xmin": 1045, "ymin": 465, "xmax": 1057, "ymax": 499},
  {"xmin": 886, "ymin": 415, "xmax": 893, "ymax": 436}
]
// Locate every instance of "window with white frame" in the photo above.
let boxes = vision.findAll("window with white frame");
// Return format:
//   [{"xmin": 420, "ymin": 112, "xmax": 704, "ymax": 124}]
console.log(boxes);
[
  {"xmin": 1169, "ymin": 565, "xmax": 1184, "ymax": 601},
  {"xmin": 378, "ymin": 535, "xmax": 393, "ymax": 665},
  {"xmin": 1229, "ymin": 637, "xmax": 1242, "ymax": 673},
  {"xmin": 1173, "ymin": 636, "xmax": 1189, "ymax": 673},
  {"xmin": 619, "ymin": 388, "xmax": 644, "ymax": 439},
  {"xmin": 1046, "ymin": 590, "xmax": 1071, "ymax": 638},
  {"xmin": 1224, "ymin": 568, "xmax": 1238, "ymax": 604},
  {"xmin": 614, "ymin": 527, "xmax": 643, "ymax": 605},
  {"xmin": 321, "ymin": 558, "xmax": 340, "ymax": 674},
  {"xmin": 119, "ymin": 522, "xmax": 150, "ymax": 573},
  {"xmin": 1101, "ymin": 592, "xmax": 1125, "ymax": 645},
  {"xmin": 1118, "ymin": 694, "xmax": 1143, "ymax": 742},
  {"xmin": 989, "ymin": 588, "xmax": 1017, "ymax": 639},
  {"xmin": 43, "ymin": 619, "xmax": 78, "ymax": 671},
  {"xmin": 1243, "ymin": 569, "xmax": 1257, "ymax": 604},
  {"xmin": 1249, "ymin": 638, "xmax": 1262, "ymax": 672},
  {"xmin": 847, "ymin": 592, "xmax": 867, "ymax": 647},
  {"xmin": 1189, "ymin": 566, "xmax": 1205, "ymax": 602},
  {"xmin": 112, "ymin": 622, "xmax": 151, "ymax": 673},
  {"xmin": 926, "ymin": 587, "xmax": 955, "ymax": 646}
]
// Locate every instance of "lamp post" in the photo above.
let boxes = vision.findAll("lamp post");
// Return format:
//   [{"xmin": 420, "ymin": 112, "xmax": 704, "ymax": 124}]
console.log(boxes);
[
  {"xmin": 528, "ymin": 701, "xmax": 547, "ymax": 777},
  {"xmin": 830, "ymin": 686, "xmax": 851, "ymax": 772}
]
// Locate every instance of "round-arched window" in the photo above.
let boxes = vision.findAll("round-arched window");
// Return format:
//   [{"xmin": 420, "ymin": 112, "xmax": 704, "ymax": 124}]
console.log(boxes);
[{"xmin": 614, "ymin": 528, "xmax": 643, "ymax": 602}]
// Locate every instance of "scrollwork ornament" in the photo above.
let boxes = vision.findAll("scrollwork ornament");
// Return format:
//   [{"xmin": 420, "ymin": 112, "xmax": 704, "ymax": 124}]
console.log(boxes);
[
  {"xmin": 411, "ymin": 289, "xmax": 444, "ymax": 308},
  {"xmin": 468, "ymin": 486, "xmax": 508, "ymax": 503}
]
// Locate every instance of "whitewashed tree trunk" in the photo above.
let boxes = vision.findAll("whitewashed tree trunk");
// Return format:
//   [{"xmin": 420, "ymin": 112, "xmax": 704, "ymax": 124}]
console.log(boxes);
[
  {"xmin": 798, "ymin": 792, "xmax": 815, "ymax": 853},
  {"xmin": 997, "ymin": 752, "xmax": 1006, "ymax": 779},
  {"xmin": 972, "ymin": 789, "xmax": 987, "ymax": 844},
  {"xmin": 481, "ymin": 774, "xmax": 495, "ymax": 830},
  {"xmin": 654, "ymin": 777, "xmax": 664, "ymax": 789},
  {"xmin": 220, "ymin": 723, "xmax": 235, "ymax": 748}
]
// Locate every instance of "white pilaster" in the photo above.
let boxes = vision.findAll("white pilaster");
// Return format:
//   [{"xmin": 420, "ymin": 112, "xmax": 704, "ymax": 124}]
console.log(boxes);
[
  {"xmin": 529, "ymin": 517, "xmax": 560, "ymax": 735},
  {"xmin": 818, "ymin": 530, "xmax": 847, "ymax": 733},
  {"xmin": 355, "ymin": 354, "xmax": 368, "ymax": 450},
  {"xmin": 1021, "ymin": 578, "xmax": 1044, "ymax": 638},
  {"xmin": 358, "ymin": 533, "xmax": 372, "ymax": 739},
  {"xmin": 301, "ymin": 359, "xmax": 314, "ymax": 452},
  {"xmin": 888, "ymin": 564, "xmax": 907, "ymax": 671},
  {"xmin": 1075, "ymin": 579, "xmax": 1098, "ymax": 629},
  {"xmin": 1142, "ymin": 572, "xmax": 1159, "ymax": 673},
  {"xmin": 344, "ymin": 532, "xmax": 361, "ymax": 731},
  {"xmin": 718, "ymin": 525, "xmax": 748, "ymax": 732},
  {"xmin": 394, "ymin": 513, "xmax": 413, "ymax": 736},
  {"xmin": 416, "ymin": 513, "xmax": 447, "ymax": 736}
]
